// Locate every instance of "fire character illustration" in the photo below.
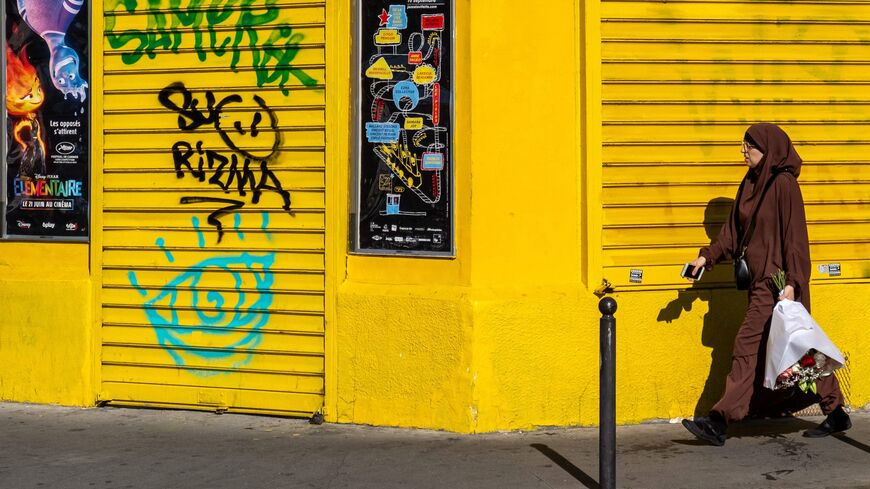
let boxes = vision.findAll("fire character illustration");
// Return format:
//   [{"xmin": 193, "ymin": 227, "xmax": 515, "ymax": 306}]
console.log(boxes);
[
  {"xmin": 6, "ymin": 45, "xmax": 46, "ymax": 178},
  {"xmin": 16, "ymin": 0, "xmax": 88, "ymax": 101}
]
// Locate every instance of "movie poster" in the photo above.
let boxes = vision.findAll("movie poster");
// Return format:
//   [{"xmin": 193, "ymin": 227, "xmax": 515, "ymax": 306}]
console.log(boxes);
[
  {"xmin": 3, "ymin": 0, "xmax": 89, "ymax": 238},
  {"xmin": 355, "ymin": 0, "xmax": 454, "ymax": 256}
]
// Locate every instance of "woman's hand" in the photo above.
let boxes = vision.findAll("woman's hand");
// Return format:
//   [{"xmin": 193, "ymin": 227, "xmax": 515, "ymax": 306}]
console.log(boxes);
[
  {"xmin": 687, "ymin": 256, "xmax": 706, "ymax": 281},
  {"xmin": 779, "ymin": 285, "xmax": 795, "ymax": 301}
]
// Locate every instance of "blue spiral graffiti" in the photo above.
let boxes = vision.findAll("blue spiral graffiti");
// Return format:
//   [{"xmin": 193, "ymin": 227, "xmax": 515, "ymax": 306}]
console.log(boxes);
[
  {"xmin": 129, "ymin": 252, "xmax": 275, "ymax": 372},
  {"xmin": 128, "ymin": 214, "xmax": 276, "ymax": 373}
]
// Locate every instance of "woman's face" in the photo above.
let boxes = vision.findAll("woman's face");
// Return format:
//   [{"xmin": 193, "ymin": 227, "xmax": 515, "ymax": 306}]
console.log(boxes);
[{"xmin": 741, "ymin": 141, "xmax": 764, "ymax": 168}]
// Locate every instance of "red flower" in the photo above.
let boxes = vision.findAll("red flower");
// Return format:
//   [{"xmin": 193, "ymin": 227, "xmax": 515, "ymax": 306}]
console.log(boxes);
[{"xmin": 799, "ymin": 355, "xmax": 816, "ymax": 368}]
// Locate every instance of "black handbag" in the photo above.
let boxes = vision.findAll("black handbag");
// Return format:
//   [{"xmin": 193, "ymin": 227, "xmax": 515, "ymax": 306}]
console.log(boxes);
[
  {"xmin": 733, "ymin": 255, "xmax": 751, "ymax": 290},
  {"xmin": 733, "ymin": 171, "xmax": 787, "ymax": 290}
]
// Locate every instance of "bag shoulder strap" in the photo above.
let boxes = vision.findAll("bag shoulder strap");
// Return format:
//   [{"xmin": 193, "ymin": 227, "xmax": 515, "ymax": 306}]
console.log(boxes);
[{"xmin": 737, "ymin": 170, "xmax": 790, "ymax": 255}]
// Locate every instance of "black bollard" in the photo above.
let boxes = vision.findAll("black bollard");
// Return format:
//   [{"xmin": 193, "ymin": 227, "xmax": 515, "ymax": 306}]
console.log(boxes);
[{"xmin": 599, "ymin": 297, "xmax": 617, "ymax": 489}]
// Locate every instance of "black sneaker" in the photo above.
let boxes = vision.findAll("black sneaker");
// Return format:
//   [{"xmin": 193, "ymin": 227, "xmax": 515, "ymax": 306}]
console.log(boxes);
[
  {"xmin": 682, "ymin": 416, "xmax": 726, "ymax": 446},
  {"xmin": 803, "ymin": 406, "xmax": 852, "ymax": 438}
]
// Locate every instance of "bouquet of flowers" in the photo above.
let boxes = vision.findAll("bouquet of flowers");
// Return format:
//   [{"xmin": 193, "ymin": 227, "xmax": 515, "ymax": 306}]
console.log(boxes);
[
  {"xmin": 763, "ymin": 276, "xmax": 846, "ymax": 392},
  {"xmin": 773, "ymin": 348, "xmax": 836, "ymax": 394}
]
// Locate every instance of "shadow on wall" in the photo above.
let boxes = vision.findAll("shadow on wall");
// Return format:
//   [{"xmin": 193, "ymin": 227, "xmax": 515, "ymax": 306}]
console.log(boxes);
[{"xmin": 657, "ymin": 197, "xmax": 748, "ymax": 416}]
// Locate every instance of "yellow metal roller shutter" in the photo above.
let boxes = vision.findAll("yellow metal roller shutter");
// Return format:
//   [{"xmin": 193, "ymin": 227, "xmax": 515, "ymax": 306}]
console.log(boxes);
[
  {"xmin": 99, "ymin": 0, "xmax": 327, "ymax": 416},
  {"xmin": 601, "ymin": 0, "xmax": 870, "ymax": 288}
]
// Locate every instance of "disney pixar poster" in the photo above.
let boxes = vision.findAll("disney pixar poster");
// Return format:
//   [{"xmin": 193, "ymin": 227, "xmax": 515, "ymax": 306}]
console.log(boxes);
[
  {"xmin": 4, "ymin": 0, "xmax": 89, "ymax": 238},
  {"xmin": 355, "ymin": 0, "xmax": 454, "ymax": 256}
]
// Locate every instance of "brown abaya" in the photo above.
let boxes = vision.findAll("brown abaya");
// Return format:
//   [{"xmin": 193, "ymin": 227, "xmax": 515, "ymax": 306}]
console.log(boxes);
[{"xmin": 698, "ymin": 123, "xmax": 844, "ymax": 424}]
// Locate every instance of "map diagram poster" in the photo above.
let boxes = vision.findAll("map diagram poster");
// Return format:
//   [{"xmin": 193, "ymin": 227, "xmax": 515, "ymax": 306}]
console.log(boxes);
[
  {"xmin": 3, "ymin": 0, "xmax": 90, "ymax": 238},
  {"xmin": 355, "ymin": 0, "xmax": 453, "ymax": 256}
]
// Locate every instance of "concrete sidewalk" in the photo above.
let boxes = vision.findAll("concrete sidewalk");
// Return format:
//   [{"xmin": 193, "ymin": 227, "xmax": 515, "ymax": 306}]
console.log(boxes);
[{"xmin": 1, "ymin": 403, "xmax": 869, "ymax": 489}]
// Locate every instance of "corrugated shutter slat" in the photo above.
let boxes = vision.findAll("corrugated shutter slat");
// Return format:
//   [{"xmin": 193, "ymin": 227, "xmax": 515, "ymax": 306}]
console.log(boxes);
[
  {"xmin": 100, "ymin": 0, "xmax": 327, "ymax": 416},
  {"xmin": 602, "ymin": 0, "xmax": 870, "ymax": 288}
]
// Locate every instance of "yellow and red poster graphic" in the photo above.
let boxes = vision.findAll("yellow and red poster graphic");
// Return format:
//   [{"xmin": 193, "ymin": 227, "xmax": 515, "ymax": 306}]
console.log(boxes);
[{"xmin": 4, "ymin": 0, "xmax": 89, "ymax": 238}]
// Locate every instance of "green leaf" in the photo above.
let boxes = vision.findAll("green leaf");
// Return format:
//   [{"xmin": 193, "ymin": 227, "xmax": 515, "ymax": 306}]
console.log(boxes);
[{"xmin": 810, "ymin": 382, "xmax": 817, "ymax": 395}]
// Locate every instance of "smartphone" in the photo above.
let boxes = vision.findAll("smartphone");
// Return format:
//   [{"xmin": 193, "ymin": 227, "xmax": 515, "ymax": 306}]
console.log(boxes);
[{"xmin": 681, "ymin": 263, "xmax": 704, "ymax": 280}]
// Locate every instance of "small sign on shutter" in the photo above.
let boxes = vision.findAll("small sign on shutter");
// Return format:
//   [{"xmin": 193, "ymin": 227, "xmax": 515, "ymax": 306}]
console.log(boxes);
[
  {"xmin": 629, "ymin": 269, "xmax": 643, "ymax": 284},
  {"xmin": 829, "ymin": 263, "xmax": 841, "ymax": 277}
]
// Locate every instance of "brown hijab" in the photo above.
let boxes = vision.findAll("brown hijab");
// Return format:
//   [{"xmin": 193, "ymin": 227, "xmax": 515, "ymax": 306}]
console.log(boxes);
[
  {"xmin": 737, "ymin": 123, "xmax": 803, "ymax": 231},
  {"xmin": 701, "ymin": 123, "xmax": 811, "ymax": 303}
]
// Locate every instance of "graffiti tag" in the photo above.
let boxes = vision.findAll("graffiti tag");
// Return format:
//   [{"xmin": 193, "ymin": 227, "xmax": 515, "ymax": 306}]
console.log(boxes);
[
  {"xmin": 105, "ymin": 0, "xmax": 316, "ymax": 94},
  {"xmin": 159, "ymin": 82, "xmax": 290, "ymax": 242}
]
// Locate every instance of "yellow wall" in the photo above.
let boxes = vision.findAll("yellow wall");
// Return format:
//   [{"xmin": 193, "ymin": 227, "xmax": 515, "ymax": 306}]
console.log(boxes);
[
  {"xmin": 333, "ymin": 0, "xmax": 870, "ymax": 433},
  {"xmin": 3, "ymin": 0, "xmax": 868, "ymax": 434},
  {"xmin": 0, "ymin": 0, "xmax": 99, "ymax": 407},
  {"xmin": 0, "ymin": 243, "xmax": 92, "ymax": 405},
  {"xmin": 333, "ymin": 0, "xmax": 596, "ymax": 432},
  {"xmin": 332, "ymin": 0, "xmax": 474, "ymax": 431}
]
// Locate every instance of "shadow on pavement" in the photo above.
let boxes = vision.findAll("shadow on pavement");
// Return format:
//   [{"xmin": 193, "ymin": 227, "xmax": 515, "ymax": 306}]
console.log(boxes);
[
  {"xmin": 834, "ymin": 433, "xmax": 870, "ymax": 455},
  {"xmin": 732, "ymin": 420, "xmax": 870, "ymax": 457},
  {"xmin": 530, "ymin": 444, "xmax": 599, "ymax": 489},
  {"xmin": 671, "ymin": 438, "xmax": 715, "ymax": 447},
  {"xmin": 674, "ymin": 416, "xmax": 870, "ymax": 451},
  {"xmin": 672, "ymin": 416, "xmax": 816, "ymax": 445},
  {"xmin": 725, "ymin": 416, "xmax": 817, "ymax": 439}
]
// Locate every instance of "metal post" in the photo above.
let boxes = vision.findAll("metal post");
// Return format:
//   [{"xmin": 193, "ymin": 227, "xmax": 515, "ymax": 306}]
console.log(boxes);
[{"xmin": 599, "ymin": 297, "xmax": 617, "ymax": 489}]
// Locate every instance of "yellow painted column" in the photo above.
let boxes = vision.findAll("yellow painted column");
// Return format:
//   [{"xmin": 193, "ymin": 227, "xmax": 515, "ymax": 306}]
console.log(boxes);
[
  {"xmin": 0, "ymin": 0, "xmax": 99, "ymax": 407},
  {"xmin": 465, "ymin": 0, "xmax": 600, "ymax": 433},
  {"xmin": 334, "ymin": 0, "xmax": 600, "ymax": 433},
  {"xmin": 0, "ymin": 243, "xmax": 93, "ymax": 405},
  {"xmin": 334, "ymin": 0, "xmax": 475, "ymax": 432}
]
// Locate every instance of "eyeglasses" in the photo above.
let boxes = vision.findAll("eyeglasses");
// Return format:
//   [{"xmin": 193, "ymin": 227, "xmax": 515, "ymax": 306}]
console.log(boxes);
[{"xmin": 741, "ymin": 141, "xmax": 758, "ymax": 153}]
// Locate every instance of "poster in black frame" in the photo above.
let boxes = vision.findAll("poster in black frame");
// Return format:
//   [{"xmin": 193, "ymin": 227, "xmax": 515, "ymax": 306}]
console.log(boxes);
[
  {"xmin": 2, "ymin": 0, "xmax": 90, "ymax": 239},
  {"xmin": 354, "ymin": 0, "xmax": 454, "ymax": 256}
]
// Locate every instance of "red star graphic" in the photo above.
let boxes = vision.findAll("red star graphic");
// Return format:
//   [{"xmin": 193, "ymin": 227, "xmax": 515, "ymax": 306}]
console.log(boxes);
[{"xmin": 378, "ymin": 8, "xmax": 391, "ymax": 26}]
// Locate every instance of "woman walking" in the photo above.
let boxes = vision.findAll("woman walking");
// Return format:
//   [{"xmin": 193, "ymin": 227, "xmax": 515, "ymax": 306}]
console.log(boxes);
[{"xmin": 681, "ymin": 123, "xmax": 851, "ymax": 446}]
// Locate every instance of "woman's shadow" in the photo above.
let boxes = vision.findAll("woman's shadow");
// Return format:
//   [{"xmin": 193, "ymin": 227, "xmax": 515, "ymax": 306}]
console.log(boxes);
[{"xmin": 657, "ymin": 197, "xmax": 748, "ymax": 416}]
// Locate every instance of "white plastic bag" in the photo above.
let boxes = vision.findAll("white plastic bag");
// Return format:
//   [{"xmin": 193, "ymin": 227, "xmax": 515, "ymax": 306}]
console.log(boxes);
[{"xmin": 763, "ymin": 299, "xmax": 845, "ymax": 390}]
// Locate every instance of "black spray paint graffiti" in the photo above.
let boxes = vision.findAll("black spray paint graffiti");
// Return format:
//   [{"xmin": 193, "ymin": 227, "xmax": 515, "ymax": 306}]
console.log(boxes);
[{"xmin": 158, "ymin": 82, "xmax": 290, "ymax": 241}]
